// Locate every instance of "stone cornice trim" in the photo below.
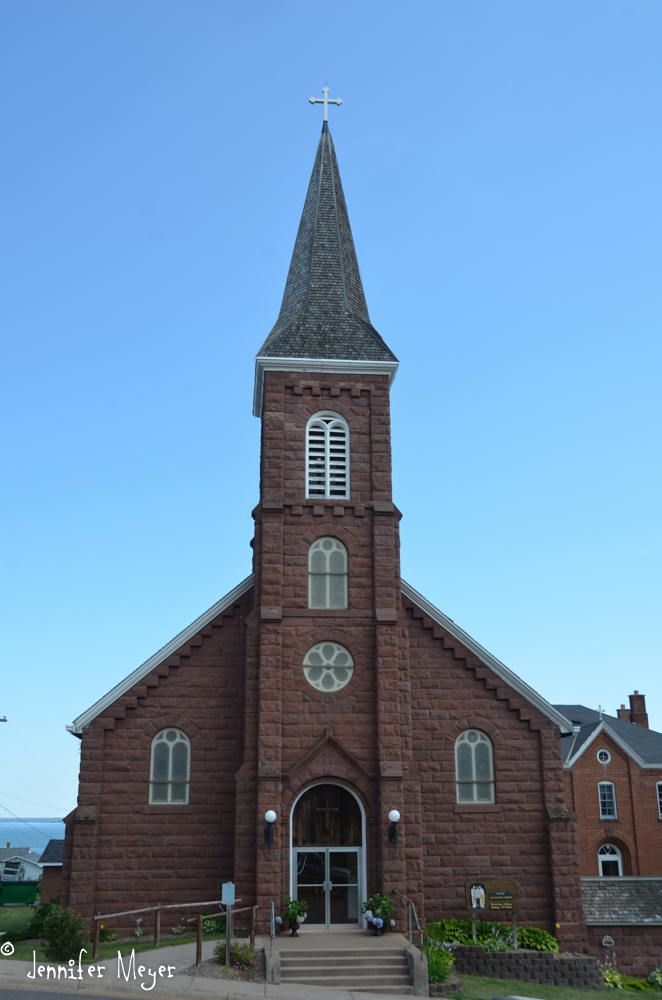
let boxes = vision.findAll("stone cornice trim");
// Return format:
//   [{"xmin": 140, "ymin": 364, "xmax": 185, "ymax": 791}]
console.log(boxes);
[
  {"xmin": 253, "ymin": 356, "xmax": 399, "ymax": 416},
  {"xmin": 69, "ymin": 575, "xmax": 255, "ymax": 735},
  {"xmin": 401, "ymin": 579, "xmax": 573, "ymax": 734}
]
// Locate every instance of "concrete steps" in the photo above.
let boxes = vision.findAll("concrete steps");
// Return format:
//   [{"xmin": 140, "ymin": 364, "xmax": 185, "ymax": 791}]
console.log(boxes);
[{"xmin": 280, "ymin": 947, "xmax": 414, "ymax": 994}]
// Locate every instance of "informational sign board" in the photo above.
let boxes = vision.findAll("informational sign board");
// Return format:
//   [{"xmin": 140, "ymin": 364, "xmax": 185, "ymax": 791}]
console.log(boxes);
[
  {"xmin": 465, "ymin": 878, "xmax": 520, "ymax": 913},
  {"xmin": 222, "ymin": 882, "xmax": 235, "ymax": 906}
]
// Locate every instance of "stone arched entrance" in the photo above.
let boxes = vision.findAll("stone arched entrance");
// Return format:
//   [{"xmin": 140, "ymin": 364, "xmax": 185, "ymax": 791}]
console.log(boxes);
[{"xmin": 290, "ymin": 783, "xmax": 364, "ymax": 929}]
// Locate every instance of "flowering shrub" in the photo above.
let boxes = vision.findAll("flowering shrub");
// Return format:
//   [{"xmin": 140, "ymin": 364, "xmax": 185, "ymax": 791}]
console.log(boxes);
[
  {"xmin": 361, "ymin": 893, "xmax": 395, "ymax": 925},
  {"xmin": 423, "ymin": 936, "xmax": 456, "ymax": 983},
  {"xmin": 134, "ymin": 918, "xmax": 144, "ymax": 938},
  {"xmin": 98, "ymin": 924, "xmax": 118, "ymax": 943},
  {"xmin": 280, "ymin": 897, "xmax": 308, "ymax": 924},
  {"xmin": 213, "ymin": 939, "xmax": 259, "ymax": 971}
]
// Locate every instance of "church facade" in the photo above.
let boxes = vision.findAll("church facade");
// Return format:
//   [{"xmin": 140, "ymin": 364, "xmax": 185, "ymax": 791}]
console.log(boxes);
[{"xmin": 62, "ymin": 119, "xmax": 590, "ymax": 954}]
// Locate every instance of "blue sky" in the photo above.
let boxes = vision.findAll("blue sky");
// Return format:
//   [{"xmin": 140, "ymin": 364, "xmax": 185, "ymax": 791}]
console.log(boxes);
[{"xmin": 1, "ymin": 0, "xmax": 660, "ymax": 821}]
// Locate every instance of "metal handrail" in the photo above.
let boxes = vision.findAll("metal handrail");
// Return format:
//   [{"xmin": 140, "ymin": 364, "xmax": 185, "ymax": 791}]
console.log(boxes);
[{"xmin": 391, "ymin": 889, "xmax": 425, "ymax": 960}]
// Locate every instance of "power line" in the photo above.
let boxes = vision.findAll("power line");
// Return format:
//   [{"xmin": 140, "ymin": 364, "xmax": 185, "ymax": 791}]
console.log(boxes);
[
  {"xmin": 0, "ymin": 790, "xmax": 67, "ymax": 811},
  {"xmin": 0, "ymin": 802, "xmax": 55, "ymax": 843}
]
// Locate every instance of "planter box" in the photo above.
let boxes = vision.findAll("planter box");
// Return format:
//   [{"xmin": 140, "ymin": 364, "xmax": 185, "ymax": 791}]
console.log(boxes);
[{"xmin": 453, "ymin": 945, "xmax": 603, "ymax": 989}]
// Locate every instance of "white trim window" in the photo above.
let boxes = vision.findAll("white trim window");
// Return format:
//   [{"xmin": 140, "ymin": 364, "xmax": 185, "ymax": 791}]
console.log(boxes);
[
  {"xmin": 308, "ymin": 538, "xmax": 348, "ymax": 608},
  {"xmin": 455, "ymin": 730, "xmax": 495, "ymax": 803},
  {"xmin": 596, "ymin": 749, "xmax": 611, "ymax": 764},
  {"xmin": 598, "ymin": 844, "xmax": 622, "ymax": 876},
  {"xmin": 306, "ymin": 412, "xmax": 349, "ymax": 500},
  {"xmin": 599, "ymin": 781, "xmax": 617, "ymax": 819},
  {"xmin": 149, "ymin": 728, "xmax": 190, "ymax": 804},
  {"xmin": 657, "ymin": 782, "xmax": 662, "ymax": 819}
]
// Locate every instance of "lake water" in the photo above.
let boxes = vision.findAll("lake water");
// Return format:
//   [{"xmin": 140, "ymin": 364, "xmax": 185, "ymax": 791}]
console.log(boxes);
[{"xmin": 0, "ymin": 818, "xmax": 65, "ymax": 855}]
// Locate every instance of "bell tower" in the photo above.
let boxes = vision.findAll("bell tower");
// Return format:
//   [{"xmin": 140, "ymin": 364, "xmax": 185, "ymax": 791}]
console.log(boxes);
[{"xmin": 234, "ymin": 101, "xmax": 417, "ymax": 925}]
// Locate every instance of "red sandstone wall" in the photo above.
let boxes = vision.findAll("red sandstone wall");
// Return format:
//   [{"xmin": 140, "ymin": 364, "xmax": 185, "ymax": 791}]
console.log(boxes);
[
  {"xmin": 404, "ymin": 597, "xmax": 584, "ymax": 946},
  {"xmin": 63, "ymin": 587, "xmax": 253, "ymax": 931},
  {"xmin": 568, "ymin": 731, "xmax": 662, "ymax": 875},
  {"xmin": 587, "ymin": 924, "xmax": 662, "ymax": 977}
]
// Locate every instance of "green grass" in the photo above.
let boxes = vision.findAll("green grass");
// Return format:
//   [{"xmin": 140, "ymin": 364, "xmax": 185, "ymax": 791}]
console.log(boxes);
[
  {"xmin": 0, "ymin": 930, "xmax": 223, "ymax": 963},
  {"xmin": 451, "ymin": 974, "xmax": 644, "ymax": 1000},
  {"xmin": 0, "ymin": 905, "xmax": 35, "ymax": 939}
]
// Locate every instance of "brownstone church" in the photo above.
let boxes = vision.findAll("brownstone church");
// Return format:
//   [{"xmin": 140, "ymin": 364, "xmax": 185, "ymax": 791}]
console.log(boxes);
[{"xmin": 62, "ymin": 115, "xmax": 594, "ymax": 955}]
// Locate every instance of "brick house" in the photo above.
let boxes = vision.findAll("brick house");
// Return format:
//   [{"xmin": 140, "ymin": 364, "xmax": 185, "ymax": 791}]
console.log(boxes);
[
  {"xmin": 557, "ymin": 694, "xmax": 662, "ymax": 975},
  {"xmin": 62, "ymin": 116, "xmax": 606, "ymax": 961}
]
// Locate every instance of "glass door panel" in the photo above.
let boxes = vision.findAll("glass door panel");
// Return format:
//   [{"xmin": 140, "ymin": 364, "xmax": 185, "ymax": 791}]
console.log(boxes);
[
  {"xmin": 295, "ymin": 851, "xmax": 326, "ymax": 925},
  {"xmin": 329, "ymin": 850, "xmax": 359, "ymax": 925}
]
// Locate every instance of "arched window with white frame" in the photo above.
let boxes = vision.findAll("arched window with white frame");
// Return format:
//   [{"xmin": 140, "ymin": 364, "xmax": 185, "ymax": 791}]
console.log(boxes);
[
  {"xmin": 306, "ymin": 412, "xmax": 349, "ymax": 500},
  {"xmin": 308, "ymin": 537, "xmax": 348, "ymax": 608},
  {"xmin": 455, "ymin": 730, "xmax": 495, "ymax": 803},
  {"xmin": 149, "ymin": 728, "xmax": 190, "ymax": 804},
  {"xmin": 598, "ymin": 844, "xmax": 622, "ymax": 876}
]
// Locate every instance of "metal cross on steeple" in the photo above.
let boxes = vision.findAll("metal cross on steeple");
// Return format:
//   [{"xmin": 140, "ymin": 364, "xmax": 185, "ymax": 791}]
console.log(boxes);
[{"xmin": 309, "ymin": 86, "xmax": 342, "ymax": 122}]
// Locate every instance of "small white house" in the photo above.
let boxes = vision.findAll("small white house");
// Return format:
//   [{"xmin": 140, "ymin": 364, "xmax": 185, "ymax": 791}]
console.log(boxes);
[{"xmin": 1, "ymin": 854, "xmax": 42, "ymax": 882}]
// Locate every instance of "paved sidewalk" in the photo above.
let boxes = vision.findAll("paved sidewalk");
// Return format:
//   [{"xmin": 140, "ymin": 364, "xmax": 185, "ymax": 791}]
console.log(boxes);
[{"xmin": 0, "ymin": 933, "xmax": 418, "ymax": 1000}]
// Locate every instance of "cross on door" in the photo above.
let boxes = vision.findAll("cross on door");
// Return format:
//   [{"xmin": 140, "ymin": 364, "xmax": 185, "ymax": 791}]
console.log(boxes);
[{"xmin": 316, "ymin": 797, "xmax": 339, "ymax": 830}]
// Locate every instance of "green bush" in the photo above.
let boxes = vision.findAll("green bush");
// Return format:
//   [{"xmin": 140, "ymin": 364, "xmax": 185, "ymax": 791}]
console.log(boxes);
[
  {"xmin": 425, "ymin": 918, "xmax": 559, "ymax": 954},
  {"xmin": 620, "ymin": 975, "xmax": 657, "ymax": 993},
  {"xmin": 23, "ymin": 901, "xmax": 60, "ymax": 941},
  {"xmin": 423, "ymin": 936, "xmax": 456, "ymax": 983},
  {"xmin": 515, "ymin": 925, "xmax": 559, "ymax": 953},
  {"xmin": 43, "ymin": 906, "xmax": 88, "ymax": 961},
  {"xmin": 213, "ymin": 939, "xmax": 259, "ymax": 971}
]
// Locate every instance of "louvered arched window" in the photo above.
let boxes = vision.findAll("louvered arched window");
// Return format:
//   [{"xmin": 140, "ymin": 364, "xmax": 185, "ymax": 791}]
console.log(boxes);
[
  {"xmin": 306, "ymin": 412, "xmax": 349, "ymax": 500},
  {"xmin": 149, "ymin": 728, "xmax": 190, "ymax": 804}
]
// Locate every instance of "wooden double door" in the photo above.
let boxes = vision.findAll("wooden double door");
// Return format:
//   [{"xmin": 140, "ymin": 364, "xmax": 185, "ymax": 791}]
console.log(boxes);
[{"xmin": 291, "ymin": 784, "xmax": 363, "ymax": 930}]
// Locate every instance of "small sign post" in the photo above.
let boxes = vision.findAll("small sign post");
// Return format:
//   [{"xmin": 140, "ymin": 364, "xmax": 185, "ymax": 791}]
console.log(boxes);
[
  {"xmin": 465, "ymin": 878, "xmax": 520, "ymax": 948},
  {"xmin": 222, "ymin": 883, "xmax": 235, "ymax": 967}
]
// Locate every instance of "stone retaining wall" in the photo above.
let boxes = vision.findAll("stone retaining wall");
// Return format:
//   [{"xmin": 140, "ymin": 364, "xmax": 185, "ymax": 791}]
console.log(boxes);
[{"xmin": 453, "ymin": 944, "xmax": 604, "ymax": 988}]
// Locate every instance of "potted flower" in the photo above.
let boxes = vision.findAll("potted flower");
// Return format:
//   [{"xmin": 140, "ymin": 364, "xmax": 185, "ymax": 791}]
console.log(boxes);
[
  {"xmin": 361, "ymin": 893, "xmax": 395, "ymax": 936},
  {"xmin": 280, "ymin": 897, "xmax": 308, "ymax": 937}
]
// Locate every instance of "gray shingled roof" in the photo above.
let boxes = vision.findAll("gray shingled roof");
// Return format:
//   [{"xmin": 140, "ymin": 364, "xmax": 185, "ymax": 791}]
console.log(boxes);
[
  {"xmin": 555, "ymin": 704, "xmax": 662, "ymax": 765},
  {"xmin": 581, "ymin": 877, "xmax": 662, "ymax": 925},
  {"xmin": 39, "ymin": 839, "xmax": 64, "ymax": 865},
  {"xmin": 256, "ymin": 125, "xmax": 397, "ymax": 364},
  {"xmin": 0, "ymin": 847, "xmax": 34, "ymax": 864}
]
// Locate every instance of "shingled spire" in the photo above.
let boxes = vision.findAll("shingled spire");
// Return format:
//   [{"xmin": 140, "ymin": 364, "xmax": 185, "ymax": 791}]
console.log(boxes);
[{"xmin": 253, "ymin": 125, "xmax": 398, "ymax": 415}]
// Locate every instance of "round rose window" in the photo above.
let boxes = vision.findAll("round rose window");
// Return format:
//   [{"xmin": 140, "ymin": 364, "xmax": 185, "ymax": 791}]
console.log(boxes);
[{"xmin": 303, "ymin": 642, "xmax": 354, "ymax": 693}]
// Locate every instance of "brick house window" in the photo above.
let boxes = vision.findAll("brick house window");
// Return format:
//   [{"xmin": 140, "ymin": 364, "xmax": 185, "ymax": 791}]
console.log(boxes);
[
  {"xmin": 308, "ymin": 538, "xmax": 348, "ymax": 608},
  {"xmin": 598, "ymin": 843, "xmax": 622, "ymax": 876},
  {"xmin": 455, "ymin": 730, "xmax": 495, "ymax": 803},
  {"xmin": 306, "ymin": 412, "xmax": 349, "ymax": 500},
  {"xmin": 149, "ymin": 728, "xmax": 190, "ymax": 804},
  {"xmin": 657, "ymin": 782, "xmax": 662, "ymax": 819},
  {"xmin": 599, "ymin": 781, "xmax": 617, "ymax": 819}
]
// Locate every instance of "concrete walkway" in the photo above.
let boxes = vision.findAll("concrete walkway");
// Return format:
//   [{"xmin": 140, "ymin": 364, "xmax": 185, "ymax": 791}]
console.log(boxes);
[{"xmin": 0, "ymin": 932, "xmax": 420, "ymax": 1000}]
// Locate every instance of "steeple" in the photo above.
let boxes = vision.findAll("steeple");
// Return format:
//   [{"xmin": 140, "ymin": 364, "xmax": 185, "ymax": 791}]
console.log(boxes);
[{"xmin": 253, "ymin": 125, "xmax": 398, "ymax": 415}]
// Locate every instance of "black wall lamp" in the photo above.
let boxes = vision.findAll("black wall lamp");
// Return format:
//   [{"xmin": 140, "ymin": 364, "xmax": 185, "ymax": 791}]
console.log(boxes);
[
  {"xmin": 388, "ymin": 809, "xmax": 400, "ymax": 847},
  {"xmin": 264, "ymin": 809, "xmax": 277, "ymax": 851}
]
